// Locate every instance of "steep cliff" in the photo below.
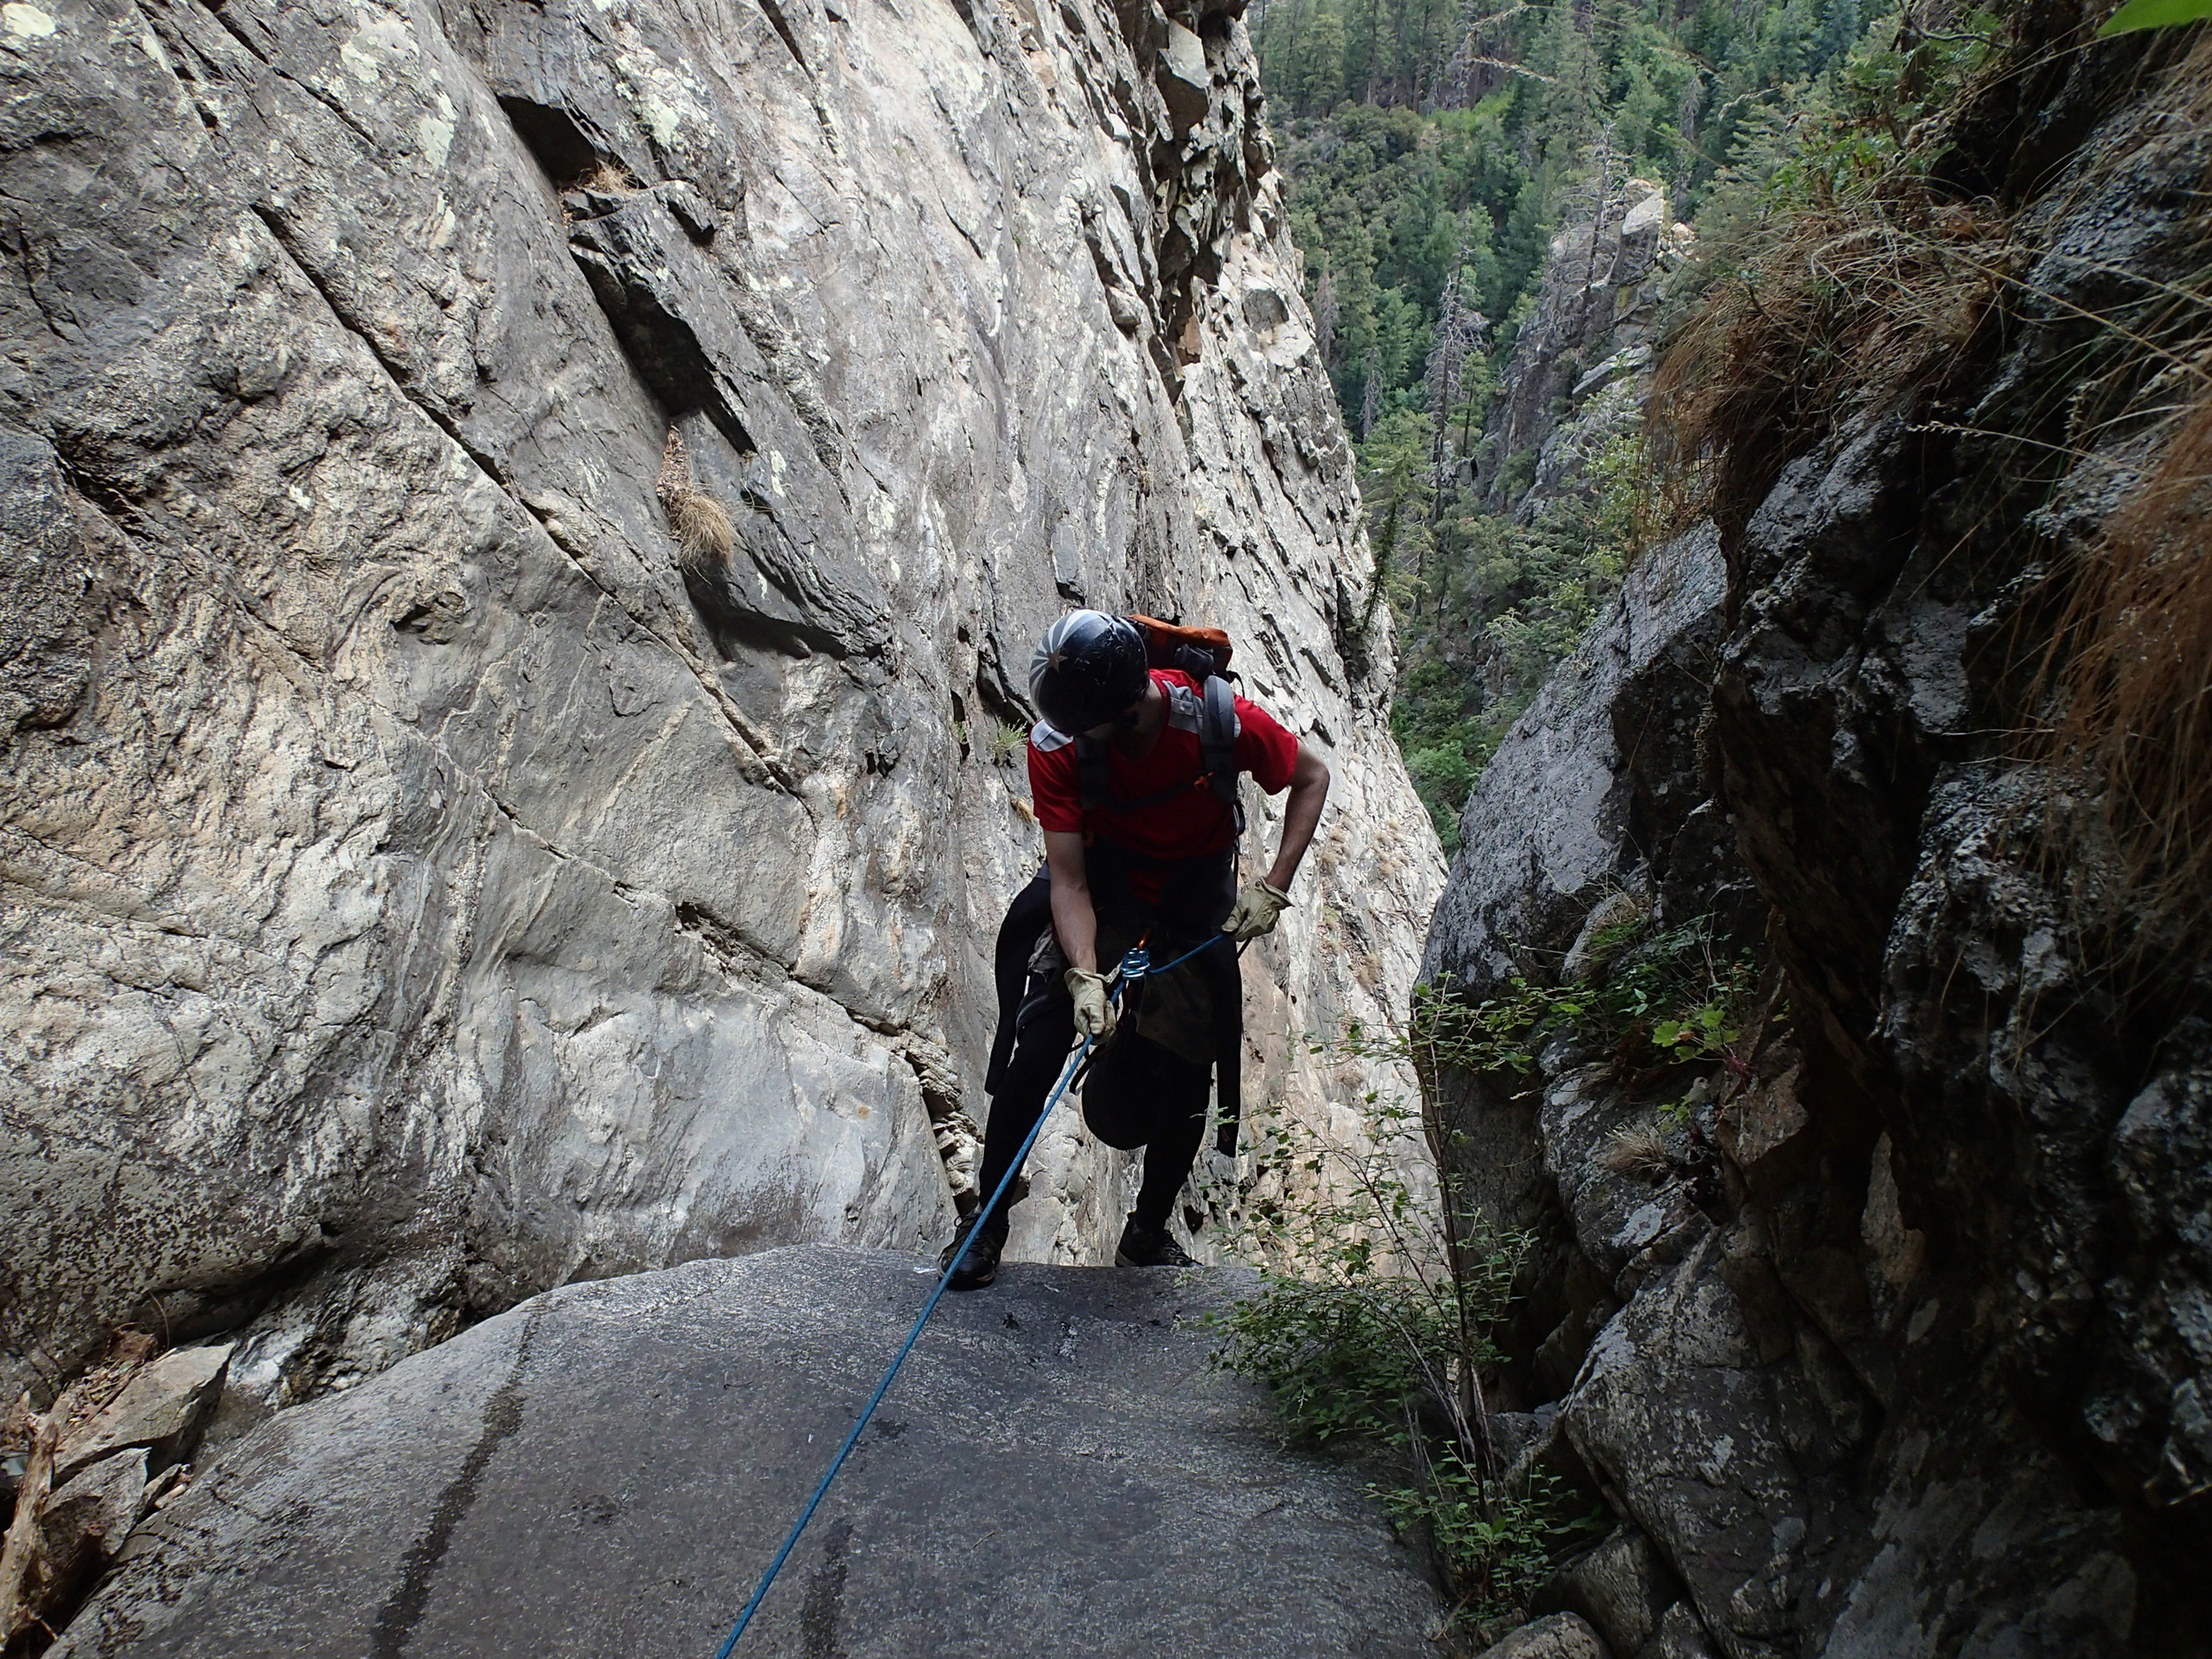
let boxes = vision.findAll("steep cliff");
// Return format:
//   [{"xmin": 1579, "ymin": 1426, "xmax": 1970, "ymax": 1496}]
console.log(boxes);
[
  {"xmin": 1424, "ymin": 15, "xmax": 2211, "ymax": 1659},
  {"xmin": 0, "ymin": 0, "xmax": 1441, "ymax": 1420},
  {"xmin": 1480, "ymin": 165, "xmax": 1691, "ymax": 520}
]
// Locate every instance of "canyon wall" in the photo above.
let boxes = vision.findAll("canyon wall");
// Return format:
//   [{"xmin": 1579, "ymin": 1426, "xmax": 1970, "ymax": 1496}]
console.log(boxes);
[
  {"xmin": 1425, "ymin": 20, "xmax": 2210, "ymax": 1659},
  {"xmin": 0, "ymin": 0, "xmax": 1441, "ymax": 1416}
]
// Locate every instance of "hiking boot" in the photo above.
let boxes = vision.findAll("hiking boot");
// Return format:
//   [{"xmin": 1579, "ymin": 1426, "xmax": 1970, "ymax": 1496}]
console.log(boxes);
[
  {"xmin": 939, "ymin": 1214, "xmax": 1006, "ymax": 1292},
  {"xmin": 1115, "ymin": 1217, "xmax": 1196, "ymax": 1270}
]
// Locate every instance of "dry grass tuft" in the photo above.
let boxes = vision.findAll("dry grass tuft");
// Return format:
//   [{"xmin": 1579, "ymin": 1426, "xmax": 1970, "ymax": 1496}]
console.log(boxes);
[
  {"xmin": 2040, "ymin": 395, "xmax": 2212, "ymax": 967},
  {"xmin": 1647, "ymin": 25, "xmax": 2212, "ymax": 985},
  {"xmin": 2018, "ymin": 35, "xmax": 2212, "ymax": 977},
  {"xmin": 1597, "ymin": 1121, "xmax": 1673, "ymax": 1181},
  {"xmin": 1647, "ymin": 191, "xmax": 2009, "ymax": 549},
  {"xmin": 576, "ymin": 160, "xmax": 639, "ymax": 196},
  {"xmin": 656, "ymin": 425, "xmax": 736, "ymax": 575},
  {"xmin": 670, "ymin": 488, "xmax": 736, "ymax": 573}
]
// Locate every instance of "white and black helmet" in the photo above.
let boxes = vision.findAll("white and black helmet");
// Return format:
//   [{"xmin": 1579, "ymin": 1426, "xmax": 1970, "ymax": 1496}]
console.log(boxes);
[{"xmin": 1029, "ymin": 611, "xmax": 1150, "ymax": 735}]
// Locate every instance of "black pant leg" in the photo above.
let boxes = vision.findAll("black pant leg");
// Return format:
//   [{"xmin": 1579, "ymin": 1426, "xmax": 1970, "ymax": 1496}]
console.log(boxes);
[
  {"xmin": 972, "ymin": 982, "xmax": 1076, "ymax": 1239},
  {"xmin": 984, "ymin": 869, "xmax": 1051, "ymax": 1097},
  {"xmin": 1131, "ymin": 1071, "xmax": 1210, "ymax": 1233}
]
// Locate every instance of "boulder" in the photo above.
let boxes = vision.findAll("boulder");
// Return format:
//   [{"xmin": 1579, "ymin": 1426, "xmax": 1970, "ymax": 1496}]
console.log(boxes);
[
  {"xmin": 1563, "ymin": 1229, "xmax": 1870, "ymax": 1659},
  {"xmin": 1479, "ymin": 1611, "xmax": 1613, "ymax": 1659},
  {"xmin": 35, "ymin": 1449, "xmax": 150, "ymax": 1606},
  {"xmin": 1532, "ymin": 1525, "xmax": 1680, "ymax": 1656},
  {"xmin": 1636, "ymin": 1603, "xmax": 1718, "ymax": 1659},
  {"xmin": 53, "ymin": 1248, "xmax": 1440, "ymax": 1658}
]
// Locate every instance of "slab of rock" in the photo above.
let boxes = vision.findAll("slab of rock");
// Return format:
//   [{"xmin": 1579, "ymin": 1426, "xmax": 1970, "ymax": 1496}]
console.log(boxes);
[
  {"xmin": 1479, "ymin": 1611, "xmax": 1613, "ymax": 1659},
  {"xmin": 1419, "ymin": 520, "xmax": 1728, "ymax": 1002},
  {"xmin": 55, "ymin": 1345, "xmax": 231, "ymax": 1484},
  {"xmin": 1533, "ymin": 1525, "xmax": 1679, "ymax": 1656},
  {"xmin": 36, "ymin": 1449, "xmax": 149, "ymax": 1608},
  {"xmin": 1419, "ymin": 522, "xmax": 1732, "ymax": 1257},
  {"xmin": 53, "ymin": 1248, "xmax": 1439, "ymax": 1658}
]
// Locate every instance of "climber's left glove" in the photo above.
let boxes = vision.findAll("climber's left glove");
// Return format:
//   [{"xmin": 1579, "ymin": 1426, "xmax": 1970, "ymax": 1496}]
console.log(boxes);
[
  {"xmin": 1065, "ymin": 968, "xmax": 1118, "ymax": 1040},
  {"xmin": 1222, "ymin": 878, "xmax": 1292, "ymax": 942}
]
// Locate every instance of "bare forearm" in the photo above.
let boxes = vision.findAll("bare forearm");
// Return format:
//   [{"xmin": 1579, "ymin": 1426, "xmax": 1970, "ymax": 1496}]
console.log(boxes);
[
  {"xmin": 1264, "ymin": 745, "xmax": 1331, "ymax": 893},
  {"xmin": 1043, "ymin": 831, "xmax": 1100, "ymax": 973},
  {"xmin": 1051, "ymin": 879, "xmax": 1099, "ymax": 973}
]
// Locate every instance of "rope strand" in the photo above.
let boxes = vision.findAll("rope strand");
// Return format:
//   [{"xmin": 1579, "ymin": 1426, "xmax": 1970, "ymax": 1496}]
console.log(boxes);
[{"xmin": 711, "ymin": 932, "xmax": 1239, "ymax": 1654}]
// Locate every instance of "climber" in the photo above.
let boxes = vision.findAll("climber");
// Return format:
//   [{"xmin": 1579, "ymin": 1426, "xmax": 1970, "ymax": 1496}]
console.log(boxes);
[{"xmin": 942, "ymin": 609, "xmax": 1330, "ymax": 1291}]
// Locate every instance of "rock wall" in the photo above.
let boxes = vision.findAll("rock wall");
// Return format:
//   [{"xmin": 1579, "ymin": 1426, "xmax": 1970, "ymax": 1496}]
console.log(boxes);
[
  {"xmin": 1479, "ymin": 165, "xmax": 1692, "ymax": 518},
  {"xmin": 0, "ymin": 0, "xmax": 1441, "ymax": 1417},
  {"xmin": 1423, "ymin": 25, "xmax": 2210, "ymax": 1659}
]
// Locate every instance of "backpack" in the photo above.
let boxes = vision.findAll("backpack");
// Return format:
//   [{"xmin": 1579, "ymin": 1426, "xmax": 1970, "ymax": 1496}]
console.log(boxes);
[{"xmin": 1075, "ymin": 614, "xmax": 1243, "ymax": 826}]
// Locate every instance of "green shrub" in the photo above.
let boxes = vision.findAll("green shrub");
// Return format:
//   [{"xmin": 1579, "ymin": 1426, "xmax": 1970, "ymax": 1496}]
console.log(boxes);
[
  {"xmin": 1360, "ymin": 910, "xmax": 1762, "ymax": 1081},
  {"xmin": 1213, "ymin": 1093, "xmax": 1602, "ymax": 1638}
]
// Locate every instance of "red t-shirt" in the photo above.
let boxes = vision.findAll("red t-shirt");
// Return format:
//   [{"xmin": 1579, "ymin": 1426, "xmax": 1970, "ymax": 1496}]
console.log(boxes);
[{"xmin": 1028, "ymin": 671, "xmax": 1300, "ymax": 890}]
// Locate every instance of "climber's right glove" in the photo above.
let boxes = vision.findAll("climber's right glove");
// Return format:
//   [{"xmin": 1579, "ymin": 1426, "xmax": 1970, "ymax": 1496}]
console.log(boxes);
[
  {"xmin": 1222, "ymin": 878, "xmax": 1292, "ymax": 942},
  {"xmin": 1065, "ymin": 968, "xmax": 1117, "ymax": 1041}
]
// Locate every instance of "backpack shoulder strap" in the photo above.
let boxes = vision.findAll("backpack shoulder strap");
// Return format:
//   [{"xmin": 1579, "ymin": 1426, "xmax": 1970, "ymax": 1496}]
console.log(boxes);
[
  {"xmin": 1076, "ymin": 733, "xmax": 1112, "ymax": 812},
  {"xmin": 1199, "ymin": 674, "xmax": 1240, "ymax": 808},
  {"xmin": 1077, "ymin": 675, "xmax": 1242, "ymax": 829}
]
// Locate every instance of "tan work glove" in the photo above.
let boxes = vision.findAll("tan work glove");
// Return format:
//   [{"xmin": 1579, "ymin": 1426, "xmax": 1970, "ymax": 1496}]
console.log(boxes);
[
  {"xmin": 1222, "ymin": 878, "xmax": 1292, "ymax": 942},
  {"xmin": 1065, "ymin": 968, "xmax": 1117, "ymax": 1040}
]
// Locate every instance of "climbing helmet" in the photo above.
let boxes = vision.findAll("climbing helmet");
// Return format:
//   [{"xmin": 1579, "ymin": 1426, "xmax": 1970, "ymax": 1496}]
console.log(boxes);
[{"xmin": 1029, "ymin": 610, "xmax": 1150, "ymax": 736}]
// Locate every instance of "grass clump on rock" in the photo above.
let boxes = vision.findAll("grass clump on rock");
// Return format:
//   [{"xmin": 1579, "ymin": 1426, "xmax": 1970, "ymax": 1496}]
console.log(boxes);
[{"xmin": 655, "ymin": 425, "xmax": 737, "ymax": 578}]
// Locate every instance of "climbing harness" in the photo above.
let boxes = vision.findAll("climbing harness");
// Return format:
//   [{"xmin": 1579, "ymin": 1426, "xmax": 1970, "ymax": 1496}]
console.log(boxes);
[{"xmin": 712, "ymin": 934, "xmax": 1226, "ymax": 1655}]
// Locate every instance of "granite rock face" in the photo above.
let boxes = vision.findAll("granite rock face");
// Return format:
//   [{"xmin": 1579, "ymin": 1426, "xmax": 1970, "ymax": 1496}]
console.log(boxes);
[
  {"xmin": 1420, "ymin": 25, "xmax": 2210, "ymax": 1659},
  {"xmin": 0, "ymin": 0, "xmax": 1441, "ymax": 1413},
  {"xmin": 1479, "ymin": 170, "xmax": 1691, "ymax": 518},
  {"xmin": 51, "ymin": 1248, "xmax": 1443, "ymax": 1658},
  {"xmin": 1418, "ymin": 523, "xmax": 1727, "ymax": 1244}
]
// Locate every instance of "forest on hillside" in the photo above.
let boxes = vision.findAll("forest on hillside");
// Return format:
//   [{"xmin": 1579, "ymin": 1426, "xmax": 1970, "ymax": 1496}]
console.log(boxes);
[{"xmin": 1249, "ymin": 0, "xmax": 2000, "ymax": 841}]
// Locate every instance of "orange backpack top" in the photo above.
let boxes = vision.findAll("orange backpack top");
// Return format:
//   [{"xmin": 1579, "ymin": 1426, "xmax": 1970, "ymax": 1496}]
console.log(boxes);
[
  {"xmin": 1125, "ymin": 614, "xmax": 1233, "ymax": 681},
  {"xmin": 1072, "ymin": 615, "xmax": 1243, "ymax": 826}
]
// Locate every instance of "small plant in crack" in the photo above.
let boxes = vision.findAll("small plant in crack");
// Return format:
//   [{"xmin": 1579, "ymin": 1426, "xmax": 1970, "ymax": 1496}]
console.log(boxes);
[
  {"xmin": 1210, "ymin": 1091, "xmax": 1604, "ymax": 1641},
  {"xmin": 656, "ymin": 426, "xmax": 737, "ymax": 576},
  {"xmin": 1339, "ymin": 913, "xmax": 1761, "ymax": 1088}
]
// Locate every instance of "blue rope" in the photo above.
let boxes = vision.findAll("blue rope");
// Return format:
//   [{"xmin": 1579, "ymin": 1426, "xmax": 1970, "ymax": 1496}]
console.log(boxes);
[
  {"xmin": 710, "ymin": 932, "xmax": 1236, "ymax": 1655},
  {"xmin": 1136, "ymin": 932, "xmax": 1230, "ymax": 979}
]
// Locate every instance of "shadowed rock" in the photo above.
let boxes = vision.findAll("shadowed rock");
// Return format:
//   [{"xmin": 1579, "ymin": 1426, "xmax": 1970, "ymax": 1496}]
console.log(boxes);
[{"xmin": 53, "ymin": 1248, "xmax": 1440, "ymax": 1658}]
